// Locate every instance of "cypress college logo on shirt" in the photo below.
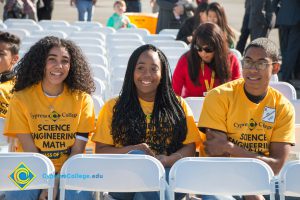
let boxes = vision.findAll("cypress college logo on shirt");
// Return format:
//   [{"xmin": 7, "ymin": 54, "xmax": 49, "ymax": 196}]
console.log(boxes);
[{"xmin": 30, "ymin": 111, "xmax": 78, "ymax": 121}]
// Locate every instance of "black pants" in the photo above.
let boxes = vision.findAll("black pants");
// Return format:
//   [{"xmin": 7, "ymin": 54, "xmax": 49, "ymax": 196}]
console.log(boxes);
[{"xmin": 37, "ymin": 0, "xmax": 54, "ymax": 20}]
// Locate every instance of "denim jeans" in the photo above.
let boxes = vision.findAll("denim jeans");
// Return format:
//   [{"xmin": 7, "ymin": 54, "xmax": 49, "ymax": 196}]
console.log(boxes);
[
  {"xmin": 76, "ymin": 0, "xmax": 94, "ymax": 21},
  {"xmin": 109, "ymin": 150, "xmax": 185, "ymax": 200},
  {"xmin": 4, "ymin": 189, "xmax": 94, "ymax": 200}
]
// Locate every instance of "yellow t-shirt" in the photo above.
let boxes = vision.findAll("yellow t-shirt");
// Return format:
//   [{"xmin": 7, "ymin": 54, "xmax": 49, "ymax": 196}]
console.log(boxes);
[
  {"xmin": 198, "ymin": 79, "xmax": 295, "ymax": 156},
  {"xmin": 92, "ymin": 97, "xmax": 201, "ymax": 154},
  {"xmin": 0, "ymin": 79, "xmax": 14, "ymax": 118},
  {"xmin": 4, "ymin": 82, "xmax": 95, "ymax": 172}
]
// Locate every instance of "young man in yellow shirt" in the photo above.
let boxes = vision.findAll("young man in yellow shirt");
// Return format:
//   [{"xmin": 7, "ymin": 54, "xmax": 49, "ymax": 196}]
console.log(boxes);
[{"xmin": 199, "ymin": 38, "xmax": 295, "ymax": 200}]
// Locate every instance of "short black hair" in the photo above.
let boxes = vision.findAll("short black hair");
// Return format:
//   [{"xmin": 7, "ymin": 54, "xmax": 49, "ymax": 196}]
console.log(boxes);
[
  {"xmin": 245, "ymin": 38, "xmax": 280, "ymax": 62},
  {"xmin": 0, "ymin": 31, "xmax": 20, "ymax": 55}
]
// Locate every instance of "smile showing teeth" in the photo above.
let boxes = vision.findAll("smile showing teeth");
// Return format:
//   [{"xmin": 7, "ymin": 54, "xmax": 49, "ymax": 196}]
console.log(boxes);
[
  {"xmin": 51, "ymin": 72, "xmax": 62, "ymax": 76},
  {"xmin": 248, "ymin": 77, "xmax": 259, "ymax": 80},
  {"xmin": 142, "ymin": 81, "xmax": 151, "ymax": 85}
]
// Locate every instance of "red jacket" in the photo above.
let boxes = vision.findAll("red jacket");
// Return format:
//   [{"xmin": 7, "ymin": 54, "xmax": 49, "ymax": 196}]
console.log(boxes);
[{"xmin": 172, "ymin": 52, "xmax": 241, "ymax": 98}]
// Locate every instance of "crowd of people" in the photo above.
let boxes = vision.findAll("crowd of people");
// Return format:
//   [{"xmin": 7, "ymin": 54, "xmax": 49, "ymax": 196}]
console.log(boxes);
[{"xmin": 0, "ymin": 0, "xmax": 299, "ymax": 200}]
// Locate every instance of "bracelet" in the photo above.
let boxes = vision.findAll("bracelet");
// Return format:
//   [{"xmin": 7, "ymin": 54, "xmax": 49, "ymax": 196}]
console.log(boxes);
[{"xmin": 172, "ymin": 152, "xmax": 183, "ymax": 159}]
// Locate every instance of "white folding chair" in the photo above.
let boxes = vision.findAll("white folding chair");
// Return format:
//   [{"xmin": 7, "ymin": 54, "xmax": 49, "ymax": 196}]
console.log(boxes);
[
  {"xmin": 6, "ymin": 24, "xmax": 43, "ymax": 33},
  {"xmin": 93, "ymin": 77, "xmax": 106, "ymax": 97},
  {"xmin": 168, "ymin": 56, "xmax": 180, "ymax": 75},
  {"xmin": 91, "ymin": 95, "xmax": 105, "ymax": 116},
  {"xmin": 229, "ymin": 48, "xmax": 242, "ymax": 60},
  {"xmin": 150, "ymin": 40, "xmax": 188, "ymax": 49},
  {"xmin": 111, "ymin": 78, "xmax": 124, "ymax": 97},
  {"xmin": 45, "ymin": 25, "xmax": 81, "ymax": 36},
  {"xmin": 31, "ymin": 30, "xmax": 67, "ymax": 38},
  {"xmin": 112, "ymin": 66, "xmax": 127, "ymax": 80},
  {"xmin": 159, "ymin": 47, "xmax": 187, "ymax": 60},
  {"xmin": 117, "ymin": 28, "xmax": 150, "ymax": 37},
  {"xmin": 159, "ymin": 29, "xmax": 179, "ymax": 37},
  {"xmin": 271, "ymin": 74, "xmax": 279, "ymax": 82},
  {"xmin": 109, "ymin": 55, "xmax": 130, "ymax": 72},
  {"xmin": 69, "ymin": 37, "xmax": 105, "ymax": 47},
  {"xmin": 38, "ymin": 20, "xmax": 70, "ymax": 29},
  {"xmin": 70, "ymin": 31, "xmax": 105, "ymax": 42},
  {"xmin": 5, "ymin": 28, "xmax": 30, "ymax": 39},
  {"xmin": 144, "ymin": 34, "xmax": 176, "ymax": 44},
  {"xmin": 106, "ymin": 33, "xmax": 143, "ymax": 44},
  {"xmin": 0, "ymin": 117, "xmax": 9, "ymax": 153},
  {"xmin": 91, "ymin": 64, "xmax": 110, "ymax": 86},
  {"xmin": 106, "ymin": 39, "xmax": 145, "ymax": 49},
  {"xmin": 4, "ymin": 19, "xmax": 37, "ymax": 25},
  {"xmin": 184, "ymin": 97, "xmax": 205, "ymax": 122},
  {"xmin": 72, "ymin": 21, "xmax": 103, "ymax": 30},
  {"xmin": 59, "ymin": 154, "xmax": 166, "ymax": 200},
  {"xmin": 98, "ymin": 27, "xmax": 116, "ymax": 35},
  {"xmin": 79, "ymin": 45, "xmax": 106, "ymax": 55},
  {"xmin": 278, "ymin": 160, "xmax": 300, "ymax": 200},
  {"xmin": 0, "ymin": 153, "xmax": 55, "ymax": 199},
  {"xmin": 22, "ymin": 35, "xmax": 44, "ymax": 44},
  {"xmin": 0, "ymin": 23, "xmax": 7, "ymax": 29},
  {"xmin": 291, "ymin": 99, "xmax": 300, "ymax": 124},
  {"xmin": 86, "ymin": 53, "xmax": 108, "ymax": 67},
  {"xmin": 270, "ymin": 82, "xmax": 297, "ymax": 100},
  {"xmin": 107, "ymin": 46, "xmax": 137, "ymax": 58},
  {"xmin": 169, "ymin": 157, "xmax": 276, "ymax": 200}
]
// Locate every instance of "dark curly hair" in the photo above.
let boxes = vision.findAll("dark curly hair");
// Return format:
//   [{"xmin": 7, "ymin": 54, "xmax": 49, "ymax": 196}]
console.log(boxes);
[
  {"xmin": 188, "ymin": 22, "xmax": 231, "ymax": 85},
  {"xmin": 13, "ymin": 36, "xmax": 95, "ymax": 94},
  {"xmin": 111, "ymin": 44, "xmax": 188, "ymax": 155},
  {"xmin": 0, "ymin": 31, "xmax": 20, "ymax": 55}
]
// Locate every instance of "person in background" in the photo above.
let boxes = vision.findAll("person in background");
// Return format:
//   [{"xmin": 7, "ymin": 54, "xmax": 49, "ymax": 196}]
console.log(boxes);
[
  {"xmin": 125, "ymin": 0, "xmax": 141, "ymax": 12},
  {"xmin": 172, "ymin": 22, "xmax": 241, "ymax": 98},
  {"xmin": 236, "ymin": 0, "xmax": 250, "ymax": 54},
  {"xmin": 1, "ymin": 0, "xmax": 36, "ymax": 21},
  {"xmin": 0, "ymin": 31, "xmax": 20, "ymax": 119},
  {"xmin": 169, "ymin": 2, "xmax": 187, "ymax": 29},
  {"xmin": 199, "ymin": 38, "xmax": 295, "ymax": 200},
  {"xmin": 70, "ymin": 0, "xmax": 97, "ymax": 21},
  {"xmin": 207, "ymin": 2, "xmax": 235, "ymax": 48},
  {"xmin": 36, "ymin": 0, "xmax": 54, "ymax": 20},
  {"xmin": 176, "ymin": 2, "xmax": 208, "ymax": 44},
  {"xmin": 3, "ymin": 36, "xmax": 95, "ymax": 200},
  {"xmin": 248, "ymin": 0, "xmax": 275, "ymax": 41},
  {"xmin": 107, "ymin": 0, "xmax": 133, "ymax": 30},
  {"xmin": 92, "ymin": 44, "xmax": 201, "ymax": 200}
]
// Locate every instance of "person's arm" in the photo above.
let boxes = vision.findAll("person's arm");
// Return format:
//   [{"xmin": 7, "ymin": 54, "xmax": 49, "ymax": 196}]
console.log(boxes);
[
  {"xmin": 69, "ymin": 137, "xmax": 88, "ymax": 157},
  {"xmin": 156, "ymin": 143, "xmax": 195, "ymax": 167},
  {"xmin": 176, "ymin": 18, "xmax": 193, "ymax": 44},
  {"xmin": 204, "ymin": 129, "xmax": 291, "ymax": 175},
  {"xmin": 95, "ymin": 142, "xmax": 155, "ymax": 156},
  {"xmin": 16, "ymin": 134, "xmax": 39, "ymax": 152}
]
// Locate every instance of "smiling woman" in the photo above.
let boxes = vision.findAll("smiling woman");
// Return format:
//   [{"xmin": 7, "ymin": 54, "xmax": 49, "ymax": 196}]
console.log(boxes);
[
  {"xmin": 3, "ymin": 36, "xmax": 96, "ymax": 200},
  {"xmin": 92, "ymin": 44, "xmax": 201, "ymax": 200}
]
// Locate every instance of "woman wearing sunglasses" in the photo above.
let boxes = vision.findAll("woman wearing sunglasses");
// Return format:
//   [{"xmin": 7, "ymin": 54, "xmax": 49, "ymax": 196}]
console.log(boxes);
[{"xmin": 172, "ymin": 22, "xmax": 241, "ymax": 98}]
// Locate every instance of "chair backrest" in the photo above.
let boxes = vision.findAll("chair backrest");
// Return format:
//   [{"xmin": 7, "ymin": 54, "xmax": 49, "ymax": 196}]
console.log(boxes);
[
  {"xmin": 150, "ymin": 40, "xmax": 188, "ymax": 49},
  {"xmin": 4, "ymin": 18, "xmax": 36, "ymax": 25},
  {"xmin": 5, "ymin": 28, "xmax": 30, "ymax": 39},
  {"xmin": 269, "ymin": 82, "xmax": 297, "ymax": 100},
  {"xmin": 72, "ymin": 21, "xmax": 103, "ymax": 30},
  {"xmin": 68, "ymin": 37, "xmax": 105, "ymax": 47},
  {"xmin": 31, "ymin": 30, "xmax": 67, "ymax": 38},
  {"xmin": 0, "ymin": 152, "xmax": 55, "ymax": 200},
  {"xmin": 79, "ymin": 44, "xmax": 106, "ymax": 55},
  {"xmin": 278, "ymin": 160, "xmax": 300, "ymax": 199},
  {"xmin": 107, "ymin": 46, "xmax": 137, "ymax": 59},
  {"xmin": 70, "ymin": 31, "xmax": 105, "ymax": 42},
  {"xmin": 91, "ymin": 95, "xmax": 104, "ymax": 116},
  {"xmin": 6, "ymin": 24, "xmax": 43, "ymax": 33},
  {"xmin": 158, "ymin": 29, "xmax": 179, "ymax": 37},
  {"xmin": 229, "ymin": 48, "xmax": 242, "ymax": 60},
  {"xmin": 106, "ymin": 39, "xmax": 145, "ymax": 49},
  {"xmin": 59, "ymin": 154, "xmax": 166, "ymax": 200},
  {"xmin": 291, "ymin": 124, "xmax": 300, "ymax": 154},
  {"xmin": 159, "ymin": 47, "xmax": 187, "ymax": 60},
  {"xmin": 111, "ymin": 78, "xmax": 124, "ymax": 97},
  {"xmin": 291, "ymin": 99, "xmax": 300, "ymax": 124},
  {"xmin": 45, "ymin": 25, "xmax": 80, "ymax": 36},
  {"xmin": 0, "ymin": 117, "xmax": 8, "ymax": 152},
  {"xmin": 117, "ymin": 27, "xmax": 150, "ymax": 37},
  {"xmin": 271, "ymin": 74, "xmax": 279, "ymax": 82},
  {"xmin": 169, "ymin": 157, "xmax": 275, "ymax": 200},
  {"xmin": 106, "ymin": 33, "xmax": 143, "ymax": 43},
  {"xmin": 38, "ymin": 20, "xmax": 70, "ymax": 28},
  {"xmin": 144, "ymin": 34, "xmax": 176, "ymax": 43},
  {"xmin": 184, "ymin": 97, "xmax": 205, "ymax": 122},
  {"xmin": 85, "ymin": 53, "xmax": 108, "ymax": 66}
]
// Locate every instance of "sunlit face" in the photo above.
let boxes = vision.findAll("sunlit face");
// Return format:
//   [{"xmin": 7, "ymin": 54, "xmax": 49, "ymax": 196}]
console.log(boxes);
[
  {"xmin": 0, "ymin": 42, "xmax": 18, "ymax": 73},
  {"xmin": 42, "ymin": 46, "xmax": 70, "ymax": 89},
  {"xmin": 242, "ymin": 47, "xmax": 279, "ymax": 96},
  {"xmin": 134, "ymin": 50, "xmax": 162, "ymax": 102},
  {"xmin": 207, "ymin": 10, "xmax": 218, "ymax": 24},
  {"xmin": 114, "ymin": 3, "xmax": 126, "ymax": 15}
]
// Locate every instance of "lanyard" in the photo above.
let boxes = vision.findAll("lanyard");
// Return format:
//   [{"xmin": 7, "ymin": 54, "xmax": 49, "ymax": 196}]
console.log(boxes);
[{"xmin": 201, "ymin": 61, "xmax": 215, "ymax": 92}]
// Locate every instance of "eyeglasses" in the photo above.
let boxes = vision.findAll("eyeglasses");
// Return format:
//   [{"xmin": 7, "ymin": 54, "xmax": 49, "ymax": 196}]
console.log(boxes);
[
  {"xmin": 194, "ymin": 45, "xmax": 214, "ymax": 53},
  {"xmin": 242, "ymin": 59, "xmax": 276, "ymax": 71}
]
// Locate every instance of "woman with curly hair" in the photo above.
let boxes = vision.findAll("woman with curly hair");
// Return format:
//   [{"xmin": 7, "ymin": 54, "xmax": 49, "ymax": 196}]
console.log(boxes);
[
  {"xmin": 3, "ymin": 36, "xmax": 96, "ymax": 200},
  {"xmin": 207, "ymin": 2, "xmax": 235, "ymax": 48},
  {"xmin": 172, "ymin": 22, "xmax": 241, "ymax": 98},
  {"xmin": 92, "ymin": 44, "xmax": 201, "ymax": 199}
]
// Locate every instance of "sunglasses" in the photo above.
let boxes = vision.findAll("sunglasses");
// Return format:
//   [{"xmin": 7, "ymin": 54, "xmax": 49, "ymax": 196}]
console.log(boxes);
[{"xmin": 194, "ymin": 45, "xmax": 214, "ymax": 53}]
